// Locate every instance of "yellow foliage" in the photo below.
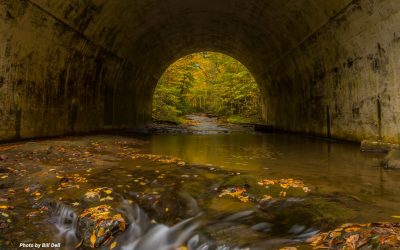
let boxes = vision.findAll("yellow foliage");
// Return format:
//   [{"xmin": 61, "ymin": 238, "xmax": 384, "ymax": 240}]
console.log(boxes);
[{"xmin": 219, "ymin": 187, "xmax": 250, "ymax": 203}]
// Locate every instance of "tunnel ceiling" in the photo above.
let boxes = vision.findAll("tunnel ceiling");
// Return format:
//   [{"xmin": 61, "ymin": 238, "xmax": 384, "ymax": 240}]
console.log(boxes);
[{"xmin": 31, "ymin": 0, "xmax": 352, "ymax": 79}]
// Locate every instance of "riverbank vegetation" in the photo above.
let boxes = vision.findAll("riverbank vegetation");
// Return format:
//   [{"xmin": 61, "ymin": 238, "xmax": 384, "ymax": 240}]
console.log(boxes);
[{"xmin": 152, "ymin": 52, "xmax": 262, "ymax": 124}]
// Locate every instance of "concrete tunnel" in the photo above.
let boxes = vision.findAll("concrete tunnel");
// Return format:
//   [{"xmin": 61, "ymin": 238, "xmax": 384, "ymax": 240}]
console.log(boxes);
[{"xmin": 1, "ymin": 0, "xmax": 400, "ymax": 143}]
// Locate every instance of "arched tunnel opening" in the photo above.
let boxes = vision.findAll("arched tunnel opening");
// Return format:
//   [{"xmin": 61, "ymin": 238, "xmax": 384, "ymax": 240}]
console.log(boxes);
[
  {"xmin": 1, "ymin": 1, "xmax": 400, "ymax": 249},
  {"xmin": 151, "ymin": 52, "xmax": 263, "ymax": 125}
]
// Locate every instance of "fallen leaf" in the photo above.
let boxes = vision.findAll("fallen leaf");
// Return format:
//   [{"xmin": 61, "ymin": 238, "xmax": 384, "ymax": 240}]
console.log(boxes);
[
  {"xmin": 72, "ymin": 202, "xmax": 80, "ymax": 207},
  {"xmin": 345, "ymin": 226, "xmax": 361, "ymax": 233},
  {"xmin": 90, "ymin": 232, "xmax": 97, "ymax": 248},
  {"xmin": 346, "ymin": 234, "xmax": 359, "ymax": 249},
  {"xmin": 103, "ymin": 189, "xmax": 113, "ymax": 195},
  {"xmin": 74, "ymin": 239, "xmax": 83, "ymax": 249},
  {"xmin": 110, "ymin": 242, "xmax": 117, "ymax": 250},
  {"xmin": 97, "ymin": 227, "xmax": 105, "ymax": 237}
]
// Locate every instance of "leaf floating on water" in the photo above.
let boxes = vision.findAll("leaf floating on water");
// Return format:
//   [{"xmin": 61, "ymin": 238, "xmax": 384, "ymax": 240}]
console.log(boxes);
[
  {"xmin": 110, "ymin": 242, "xmax": 117, "ymax": 250},
  {"xmin": 85, "ymin": 190, "xmax": 100, "ymax": 199},
  {"xmin": 261, "ymin": 195, "xmax": 273, "ymax": 202},
  {"xmin": 392, "ymin": 216, "xmax": 400, "ymax": 219},
  {"xmin": 103, "ymin": 189, "xmax": 113, "ymax": 195},
  {"xmin": 0, "ymin": 205, "xmax": 14, "ymax": 210},
  {"xmin": 100, "ymin": 196, "xmax": 114, "ymax": 202},
  {"xmin": 72, "ymin": 202, "xmax": 80, "ymax": 207}
]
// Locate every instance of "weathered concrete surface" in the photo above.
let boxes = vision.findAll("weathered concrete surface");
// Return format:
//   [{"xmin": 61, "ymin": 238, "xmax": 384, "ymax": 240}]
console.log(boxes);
[
  {"xmin": 0, "ymin": 0, "xmax": 400, "ymax": 143},
  {"xmin": 264, "ymin": 0, "xmax": 400, "ymax": 143}
]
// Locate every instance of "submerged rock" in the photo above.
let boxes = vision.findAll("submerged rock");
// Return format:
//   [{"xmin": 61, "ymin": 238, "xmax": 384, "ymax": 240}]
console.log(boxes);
[{"xmin": 382, "ymin": 149, "xmax": 400, "ymax": 169}]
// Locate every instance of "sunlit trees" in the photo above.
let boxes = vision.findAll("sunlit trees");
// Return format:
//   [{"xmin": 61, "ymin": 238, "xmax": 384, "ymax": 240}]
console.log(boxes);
[{"xmin": 152, "ymin": 52, "xmax": 262, "ymax": 124}]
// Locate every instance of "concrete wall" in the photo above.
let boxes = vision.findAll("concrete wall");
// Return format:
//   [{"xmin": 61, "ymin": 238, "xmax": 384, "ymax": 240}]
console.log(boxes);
[
  {"xmin": 0, "ymin": 0, "xmax": 145, "ymax": 141},
  {"xmin": 263, "ymin": 0, "xmax": 400, "ymax": 143}
]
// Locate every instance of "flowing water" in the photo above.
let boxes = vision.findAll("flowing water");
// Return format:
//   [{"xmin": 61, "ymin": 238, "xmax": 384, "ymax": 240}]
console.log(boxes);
[{"xmin": 0, "ymin": 115, "xmax": 399, "ymax": 249}]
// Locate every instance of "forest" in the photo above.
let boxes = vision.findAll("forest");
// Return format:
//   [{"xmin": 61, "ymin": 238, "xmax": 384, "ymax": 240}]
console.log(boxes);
[{"xmin": 152, "ymin": 52, "xmax": 262, "ymax": 124}]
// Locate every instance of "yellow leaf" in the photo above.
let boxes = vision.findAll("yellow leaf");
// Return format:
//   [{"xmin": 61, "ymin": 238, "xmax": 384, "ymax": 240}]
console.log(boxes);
[
  {"xmin": 1, "ymin": 212, "xmax": 9, "ymax": 217},
  {"xmin": 90, "ymin": 232, "xmax": 97, "ymax": 248},
  {"xmin": 175, "ymin": 246, "xmax": 188, "ymax": 250},
  {"xmin": 392, "ymin": 215, "xmax": 400, "ymax": 219},
  {"xmin": 110, "ymin": 242, "xmax": 117, "ymax": 250},
  {"xmin": 103, "ymin": 190, "xmax": 112, "ymax": 195},
  {"xmin": 344, "ymin": 226, "xmax": 361, "ymax": 233},
  {"xmin": 98, "ymin": 227, "xmax": 105, "ymax": 237},
  {"xmin": 74, "ymin": 239, "xmax": 83, "ymax": 249},
  {"xmin": 0, "ymin": 205, "xmax": 9, "ymax": 209}
]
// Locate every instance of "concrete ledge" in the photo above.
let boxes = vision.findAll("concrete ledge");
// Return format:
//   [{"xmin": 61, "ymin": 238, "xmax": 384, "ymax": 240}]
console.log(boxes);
[{"xmin": 360, "ymin": 140, "xmax": 400, "ymax": 153}]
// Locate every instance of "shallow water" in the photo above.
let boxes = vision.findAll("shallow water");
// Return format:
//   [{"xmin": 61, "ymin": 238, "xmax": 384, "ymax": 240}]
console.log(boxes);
[
  {"xmin": 148, "ymin": 132, "xmax": 400, "ymax": 210},
  {"xmin": 0, "ymin": 123, "xmax": 399, "ymax": 249}
]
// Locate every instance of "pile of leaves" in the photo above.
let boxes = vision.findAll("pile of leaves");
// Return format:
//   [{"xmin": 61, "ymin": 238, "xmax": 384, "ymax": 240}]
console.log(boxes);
[
  {"xmin": 78, "ymin": 205, "xmax": 126, "ymax": 248},
  {"xmin": 258, "ymin": 178, "xmax": 311, "ymax": 193},
  {"xmin": 307, "ymin": 222, "xmax": 400, "ymax": 249}
]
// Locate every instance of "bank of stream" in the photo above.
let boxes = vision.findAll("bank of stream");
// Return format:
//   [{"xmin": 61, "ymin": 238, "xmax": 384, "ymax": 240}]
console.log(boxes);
[{"xmin": 1, "ymin": 115, "xmax": 400, "ymax": 249}]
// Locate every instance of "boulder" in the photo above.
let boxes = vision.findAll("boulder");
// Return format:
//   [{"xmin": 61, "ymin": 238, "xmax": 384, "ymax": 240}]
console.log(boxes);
[{"xmin": 78, "ymin": 205, "xmax": 127, "ymax": 248}]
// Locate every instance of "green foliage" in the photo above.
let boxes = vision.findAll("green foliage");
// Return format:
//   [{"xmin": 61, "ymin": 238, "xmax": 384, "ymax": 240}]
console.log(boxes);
[{"xmin": 152, "ymin": 52, "xmax": 262, "ymax": 123}]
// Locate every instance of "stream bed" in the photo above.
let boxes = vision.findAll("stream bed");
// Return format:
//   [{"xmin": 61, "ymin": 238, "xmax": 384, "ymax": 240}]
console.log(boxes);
[{"xmin": 0, "ymin": 115, "xmax": 400, "ymax": 249}]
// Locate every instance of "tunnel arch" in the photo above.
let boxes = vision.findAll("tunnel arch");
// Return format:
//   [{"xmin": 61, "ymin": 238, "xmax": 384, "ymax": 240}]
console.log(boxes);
[{"xmin": 1, "ymin": 0, "xmax": 400, "ymax": 143}]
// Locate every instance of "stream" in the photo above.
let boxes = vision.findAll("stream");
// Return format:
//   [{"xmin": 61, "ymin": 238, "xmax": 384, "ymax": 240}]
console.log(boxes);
[{"xmin": 0, "ymin": 114, "xmax": 399, "ymax": 249}]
